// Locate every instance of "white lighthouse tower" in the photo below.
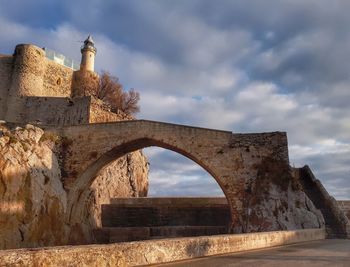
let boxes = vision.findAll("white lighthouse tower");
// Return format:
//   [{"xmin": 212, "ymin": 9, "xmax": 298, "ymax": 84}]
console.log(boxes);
[
  {"xmin": 72, "ymin": 35, "xmax": 99, "ymax": 97},
  {"xmin": 80, "ymin": 35, "xmax": 97, "ymax": 72}
]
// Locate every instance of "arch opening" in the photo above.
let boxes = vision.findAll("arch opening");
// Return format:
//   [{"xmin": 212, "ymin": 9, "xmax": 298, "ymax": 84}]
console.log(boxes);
[
  {"xmin": 68, "ymin": 137, "xmax": 232, "ymax": 244},
  {"xmin": 72, "ymin": 137, "xmax": 229, "ymax": 197},
  {"xmin": 145, "ymin": 147, "xmax": 225, "ymax": 197}
]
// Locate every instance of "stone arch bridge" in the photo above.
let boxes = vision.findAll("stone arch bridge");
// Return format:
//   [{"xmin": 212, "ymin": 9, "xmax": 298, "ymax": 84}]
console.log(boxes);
[{"xmin": 50, "ymin": 120, "xmax": 289, "ymax": 231}]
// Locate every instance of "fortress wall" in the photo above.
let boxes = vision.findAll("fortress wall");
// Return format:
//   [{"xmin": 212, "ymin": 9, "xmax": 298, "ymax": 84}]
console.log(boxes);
[
  {"xmin": 42, "ymin": 60, "xmax": 73, "ymax": 97},
  {"xmin": 72, "ymin": 70, "xmax": 99, "ymax": 97},
  {"xmin": 9, "ymin": 44, "xmax": 46, "ymax": 97},
  {"xmin": 24, "ymin": 96, "xmax": 90, "ymax": 125},
  {"xmin": 89, "ymin": 97, "xmax": 132, "ymax": 123},
  {"xmin": 5, "ymin": 44, "xmax": 47, "ymax": 122},
  {"xmin": 0, "ymin": 56, "xmax": 13, "ymax": 118},
  {"xmin": 63, "ymin": 97, "xmax": 91, "ymax": 125},
  {"xmin": 230, "ymin": 132, "xmax": 290, "ymax": 164},
  {"xmin": 2, "ymin": 44, "xmax": 82, "ymax": 123}
]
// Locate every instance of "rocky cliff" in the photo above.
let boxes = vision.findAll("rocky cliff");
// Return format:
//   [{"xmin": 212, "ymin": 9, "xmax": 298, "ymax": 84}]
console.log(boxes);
[
  {"xmin": 0, "ymin": 122, "xmax": 148, "ymax": 249},
  {"xmin": 87, "ymin": 152, "xmax": 149, "ymax": 230},
  {"xmin": 238, "ymin": 158, "xmax": 325, "ymax": 232}
]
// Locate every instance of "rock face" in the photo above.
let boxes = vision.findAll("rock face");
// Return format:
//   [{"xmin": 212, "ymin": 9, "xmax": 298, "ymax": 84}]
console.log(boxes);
[
  {"xmin": 237, "ymin": 158, "xmax": 325, "ymax": 233},
  {"xmin": 87, "ymin": 152, "xmax": 149, "ymax": 229},
  {"xmin": 0, "ymin": 122, "xmax": 149, "ymax": 249},
  {"xmin": 0, "ymin": 123, "xmax": 68, "ymax": 249},
  {"xmin": 338, "ymin": 201, "xmax": 350, "ymax": 220}
]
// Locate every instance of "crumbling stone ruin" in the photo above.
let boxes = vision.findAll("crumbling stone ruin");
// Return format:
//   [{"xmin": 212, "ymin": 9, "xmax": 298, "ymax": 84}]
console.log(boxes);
[{"xmin": 0, "ymin": 37, "xmax": 349, "ymax": 250}]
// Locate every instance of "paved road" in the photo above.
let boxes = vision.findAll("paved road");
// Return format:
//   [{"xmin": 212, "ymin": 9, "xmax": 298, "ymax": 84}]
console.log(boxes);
[{"xmin": 159, "ymin": 239, "xmax": 350, "ymax": 267}]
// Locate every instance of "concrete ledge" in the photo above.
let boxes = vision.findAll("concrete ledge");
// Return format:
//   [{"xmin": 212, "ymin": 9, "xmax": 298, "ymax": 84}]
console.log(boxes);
[{"xmin": 0, "ymin": 228, "xmax": 326, "ymax": 266}]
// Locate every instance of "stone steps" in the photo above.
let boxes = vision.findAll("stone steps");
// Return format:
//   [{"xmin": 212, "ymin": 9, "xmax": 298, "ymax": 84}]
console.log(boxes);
[
  {"xmin": 94, "ymin": 197, "xmax": 231, "ymax": 244},
  {"xmin": 101, "ymin": 204, "xmax": 231, "ymax": 227},
  {"xmin": 296, "ymin": 166, "xmax": 350, "ymax": 238},
  {"xmin": 109, "ymin": 197, "xmax": 228, "ymax": 206}
]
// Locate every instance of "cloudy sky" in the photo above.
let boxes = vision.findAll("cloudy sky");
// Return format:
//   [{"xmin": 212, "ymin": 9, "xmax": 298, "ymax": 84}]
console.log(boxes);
[{"xmin": 1, "ymin": 0, "xmax": 349, "ymax": 199}]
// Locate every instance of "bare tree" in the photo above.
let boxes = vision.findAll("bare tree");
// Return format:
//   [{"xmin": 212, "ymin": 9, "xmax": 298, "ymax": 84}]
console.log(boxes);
[
  {"xmin": 121, "ymin": 89, "xmax": 140, "ymax": 115},
  {"xmin": 94, "ymin": 71, "xmax": 140, "ymax": 116}
]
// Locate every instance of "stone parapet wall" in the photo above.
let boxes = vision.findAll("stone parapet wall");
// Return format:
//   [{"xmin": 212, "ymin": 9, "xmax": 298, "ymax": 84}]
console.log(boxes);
[{"xmin": 0, "ymin": 228, "xmax": 326, "ymax": 266}]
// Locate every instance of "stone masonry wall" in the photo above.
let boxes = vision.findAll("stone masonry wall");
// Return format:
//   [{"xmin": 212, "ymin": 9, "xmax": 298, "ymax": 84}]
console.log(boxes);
[
  {"xmin": 71, "ymin": 70, "xmax": 99, "ymax": 97},
  {"xmin": 55, "ymin": 121, "xmax": 323, "ymax": 235},
  {"xmin": 5, "ymin": 45, "xmax": 47, "ymax": 123},
  {"xmin": 89, "ymin": 97, "xmax": 133, "ymax": 123},
  {"xmin": 1, "ymin": 44, "xmax": 75, "ymax": 123},
  {"xmin": 17, "ymin": 95, "xmax": 135, "ymax": 126},
  {"xmin": 0, "ymin": 56, "xmax": 13, "ymax": 119},
  {"xmin": 43, "ymin": 60, "xmax": 73, "ymax": 97},
  {"xmin": 24, "ymin": 97, "xmax": 90, "ymax": 126},
  {"xmin": 0, "ymin": 44, "xmax": 125, "ymax": 127}
]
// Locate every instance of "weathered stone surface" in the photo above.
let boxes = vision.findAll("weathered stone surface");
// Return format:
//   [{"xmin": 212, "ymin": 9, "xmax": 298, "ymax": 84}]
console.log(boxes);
[
  {"xmin": 87, "ymin": 152, "xmax": 149, "ymax": 229},
  {"xmin": 0, "ymin": 123, "xmax": 149, "ymax": 249},
  {"xmin": 54, "ymin": 120, "xmax": 317, "ymax": 233},
  {"xmin": 0, "ymin": 229, "xmax": 326, "ymax": 266},
  {"xmin": 0, "ymin": 44, "xmax": 128, "ymax": 126},
  {"xmin": 71, "ymin": 70, "xmax": 99, "ymax": 98},
  {"xmin": 338, "ymin": 201, "xmax": 350, "ymax": 219},
  {"xmin": 294, "ymin": 166, "xmax": 350, "ymax": 238},
  {"xmin": 237, "ymin": 159, "xmax": 325, "ymax": 233},
  {"xmin": 89, "ymin": 97, "xmax": 133, "ymax": 123},
  {"xmin": 0, "ymin": 123, "xmax": 68, "ymax": 249}
]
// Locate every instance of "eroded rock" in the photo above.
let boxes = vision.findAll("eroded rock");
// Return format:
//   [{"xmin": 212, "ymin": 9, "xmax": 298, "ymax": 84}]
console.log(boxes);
[
  {"xmin": 0, "ymin": 123, "xmax": 68, "ymax": 249},
  {"xmin": 0, "ymin": 123, "xmax": 149, "ymax": 249},
  {"xmin": 235, "ymin": 158, "xmax": 325, "ymax": 233}
]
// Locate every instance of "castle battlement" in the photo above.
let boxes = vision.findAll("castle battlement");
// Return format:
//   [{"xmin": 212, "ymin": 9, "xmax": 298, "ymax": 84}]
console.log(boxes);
[{"xmin": 0, "ymin": 38, "xmax": 124, "ymax": 125}]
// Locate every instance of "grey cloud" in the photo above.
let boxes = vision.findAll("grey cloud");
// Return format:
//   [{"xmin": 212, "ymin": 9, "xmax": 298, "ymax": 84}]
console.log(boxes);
[
  {"xmin": 291, "ymin": 151, "xmax": 350, "ymax": 199},
  {"xmin": 148, "ymin": 171, "xmax": 224, "ymax": 197},
  {"xmin": 144, "ymin": 148, "xmax": 224, "ymax": 196},
  {"xmin": 62, "ymin": 0, "xmax": 350, "ymax": 110}
]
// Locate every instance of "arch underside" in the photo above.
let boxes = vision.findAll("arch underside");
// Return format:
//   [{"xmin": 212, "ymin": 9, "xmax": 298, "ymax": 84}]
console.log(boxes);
[
  {"xmin": 75, "ymin": 138, "xmax": 227, "ymax": 195},
  {"xmin": 67, "ymin": 137, "xmax": 233, "ymax": 225}
]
